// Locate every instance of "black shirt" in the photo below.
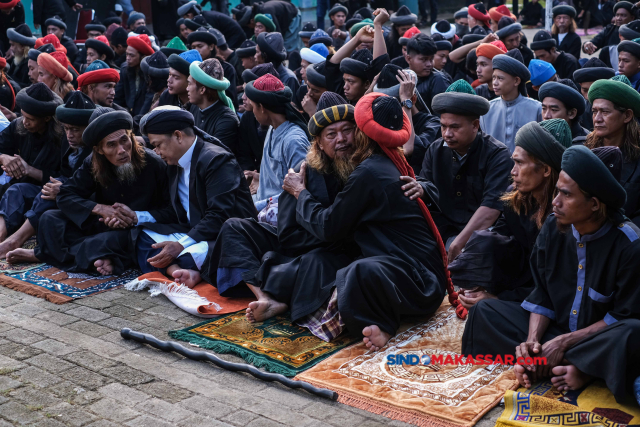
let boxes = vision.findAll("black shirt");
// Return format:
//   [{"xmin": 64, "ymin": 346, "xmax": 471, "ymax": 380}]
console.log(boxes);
[
  {"xmin": 553, "ymin": 32, "xmax": 582, "ymax": 60},
  {"xmin": 416, "ymin": 69, "xmax": 452, "ymax": 112},
  {"xmin": 189, "ymin": 101, "xmax": 240, "ymax": 153},
  {"xmin": 553, "ymin": 51, "xmax": 580, "ymax": 81}
]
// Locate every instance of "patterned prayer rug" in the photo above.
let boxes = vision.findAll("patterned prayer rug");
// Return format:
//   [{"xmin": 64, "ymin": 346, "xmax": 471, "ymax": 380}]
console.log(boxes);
[
  {"xmin": 0, "ymin": 265, "xmax": 140, "ymax": 304},
  {"xmin": 497, "ymin": 381, "xmax": 640, "ymax": 427},
  {"xmin": 169, "ymin": 312, "xmax": 359, "ymax": 377},
  {"xmin": 0, "ymin": 238, "xmax": 44, "ymax": 274},
  {"xmin": 295, "ymin": 300, "xmax": 519, "ymax": 427}
]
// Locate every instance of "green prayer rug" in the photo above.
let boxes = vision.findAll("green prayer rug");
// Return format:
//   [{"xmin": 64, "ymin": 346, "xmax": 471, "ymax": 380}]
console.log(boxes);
[{"xmin": 169, "ymin": 311, "xmax": 358, "ymax": 377}]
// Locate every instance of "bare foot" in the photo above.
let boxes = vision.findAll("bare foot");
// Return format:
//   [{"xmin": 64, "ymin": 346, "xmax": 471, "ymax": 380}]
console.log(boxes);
[
  {"xmin": 551, "ymin": 365, "xmax": 592, "ymax": 392},
  {"xmin": 172, "ymin": 269, "xmax": 201, "ymax": 288},
  {"xmin": 515, "ymin": 364, "xmax": 535, "ymax": 388},
  {"xmin": 6, "ymin": 248, "xmax": 39, "ymax": 264},
  {"xmin": 362, "ymin": 325, "xmax": 391, "ymax": 351},
  {"xmin": 246, "ymin": 298, "xmax": 288, "ymax": 323},
  {"xmin": 0, "ymin": 237, "xmax": 19, "ymax": 259},
  {"xmin": 94, "ymin": 259, "xmax": 113, "ymax": 275}
]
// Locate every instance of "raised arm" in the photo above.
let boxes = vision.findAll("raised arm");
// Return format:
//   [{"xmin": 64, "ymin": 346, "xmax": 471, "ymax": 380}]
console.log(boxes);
[{"xmin": 449, "ymin": 33, "xmax": 498, "ymax": 64}]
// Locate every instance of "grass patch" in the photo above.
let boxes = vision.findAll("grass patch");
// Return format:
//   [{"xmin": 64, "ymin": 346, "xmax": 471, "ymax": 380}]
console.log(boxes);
[
  {"xmin": 26, "ymin": 404, "xmax": 43, "ymax": 411},
  {"xmin": 0, "ymin": 367, "xmax": 17, "ymax": 375}
]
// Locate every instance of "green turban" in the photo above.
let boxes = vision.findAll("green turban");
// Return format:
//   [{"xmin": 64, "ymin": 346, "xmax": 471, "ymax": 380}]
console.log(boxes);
[
  {"xmin": 588, "ymin": 79, "xmax": 640, "ymax": 117},
  {"xmin": 189, "ymin": 61, "xmax": 235, "ymax": 112}
]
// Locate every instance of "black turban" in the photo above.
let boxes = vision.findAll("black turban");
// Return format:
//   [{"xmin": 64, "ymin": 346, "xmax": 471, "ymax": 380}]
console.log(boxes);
[
  {"xmin": 28, "ymin": 43, "xmax": 55, "ymax": 62},
  {"xmin": 573, "ymin": 58, "xmax": 615, "ymax": 83},
  {"xmin": 257, "ymin": 32, "xmax": 287, "ymax": 62},
  {"xmin": 236, "ymin": 40, "xmax": 257, "ymax": 58},
  {"xmin": 515, "ymin": 122, "xmax": 566, "ymax": 172},
  {"xmin": 432, "ymin": 92, "xmax": 490, "ymax": 116},
  {"xmin": 561, "ymin": 145, "xmax": 627, "ymax": 216},
  {"xmin": 552, "ymin": 5, "xmax": 576, "ymax": 18},
  {"xmin": 538, "ymin": 81, "xmax": 586, "ymax": 116},
  {"xmin": 619, "ymin": 20, "xmax": 640, "ymax": 40},
  {"xmin": 85, "ymin": 37, "xmax": 114, "ymax": 61},
  {"xmin": 167, "ymin": 53, "xmax": 190, "ymax": 77},
  {"xmin": 506, "ymin": 47, "xmax": 525, "ymax": 63},
  {"xmin": 141, "ymin": 51, "xmax": 169, "ymax": 78},
  {"xmin": 241, "ymin": 63, "xmax": 280, "ymax": 83},
  {"xmin": 306, "ymin": 62, "xmax": 327, "ymax": 88},
  {"xmin": 592, "ymin": 146, "xmax": 623, "ymax": 182},
  {"xmin": 245, "ymin": 81, "xmax": 293, "ymax": 111},
  {"xmin": 45, "ymin": 16, "xmax": 66, "ymax": 30},
  {"xmin": 16, "ymin": 83, "xmax": 61, "ymax": 117},
  {"xmin": 85, "ymin": 21, "xmax": 106, "ymax": 33},
  {"xmin": 618, "ymin": 40, "xmax": 640, "ymax": 60},
  {"xmin": 614, "ymin": 1, "xmax": 634, "ymax": 13},
  {"xmin": 431, "ymin": 34, "xmax": 453, "ymax": 51},
  {"xmin": 492, "ymin": 54, "xmax": 530, "ymax": 96},
  {"xmin": 187, "ymin": 27, "xmax": 217, "ymax": 46},
  {"xmin": 496, "ymin": 22, "xmax": 522, "ymax": 39},
  {"xmin": 111, "ymin": 27, "xmax": 128, "ymax": 47},
  {"xmin": 140, "ymin": 106, "xmax": 195, "ymax": 135},
  {"xmin": 329, "ymin": 4, "xmax": 348, "ymax": 16},
  {"xmin": 407, "ymin": 34, "xmax": 437, "ymax": 56},
  {"xmin": 82, "ymin": 107, "xmax": 134, "ymax": 147},
  {"xmin": 530, "ymin": 30, "xmax": 556, "ymax": 51},
  {"xmin": 56, "ymin": 91, "xmax": 96, "ymax": 126},
  {"xmin": 462, "ymin": 34, "xmax": 484, "ymax": 45},
  {"xmin": 340, "ymin": 58, "xmax": 369, "ymax": 80}
]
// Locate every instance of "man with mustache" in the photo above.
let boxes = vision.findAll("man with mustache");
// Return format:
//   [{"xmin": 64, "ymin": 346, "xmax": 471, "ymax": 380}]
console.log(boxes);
[
  {"xmin": 462, "ymin": 145, "xmax": 640, "ymax": 407},
  {"xmin": 17, "ymin": 108, "xmax": 169, "ymax": 276},
  {"xmin": 78, "ymin": 60, "xmax": 123, "ymax": 109}
]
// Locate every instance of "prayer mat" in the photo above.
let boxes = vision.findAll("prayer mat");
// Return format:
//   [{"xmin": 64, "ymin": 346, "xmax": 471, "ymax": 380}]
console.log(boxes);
[
  {"xmin": 169, "ymin": 312, "xmax": 359, "ymax": 377},
  {"xmin": 0, "ymin": 238, "xmax": 44, "ymax": 274},
  {"xmin": 125, "ymin": 272, "xmax": 255, "ymax": 318},
  {"xmin": 0, "ymin": 265, "xmax": 140, "ymax": 304},
  {"xmin": 295, "ymin": 300, "xmax": 519, "ymax": 427},
  {"xmin": 497, "ymin": 381, "xmax": 640, "ymax": 427}
]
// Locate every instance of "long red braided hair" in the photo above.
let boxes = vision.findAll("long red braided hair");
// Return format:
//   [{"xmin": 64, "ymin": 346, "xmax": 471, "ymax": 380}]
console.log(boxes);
[{"xmin": 354, "ymin": 92, "xmax": 467, "ymax": 319}]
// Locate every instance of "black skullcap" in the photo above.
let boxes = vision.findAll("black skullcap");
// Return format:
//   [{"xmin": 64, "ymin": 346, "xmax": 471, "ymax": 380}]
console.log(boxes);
[
  {"xmin": 557, "ymin": 77, "xmax": 580, "ymax": 91},
  {"xmin": 177, "ymin": 0, "xmax": 202, "ymax": 17},
  {"xmin": 538, "ymin": 81, "xmax": 586, "ymax": 116},
  {"xmin": 132, "ymin": 25, "xmax": 151, "ymax": 36},
  {"xmin": 299, "ymin": 21, "xmax": 317, "ymax": 38},
  {"xmin": 241, "ymin": 63, "xmax": 280, "ymax": 83},
  {"xmin": 618, "ymin": 40, "xmax": 640, "ymax": 59},
  {"xmin": 103, "ymin": 16, "xmax": 122, "ymax": 27},
  {"xmin": 237, "ymin": 40, "xmax": 257, "ymax": 58},
  {"xmin": 345, "ymin": 13, "xmax": 363, "ymax": 30},
  {"xmin": 372, "ymin": 96, "xmax": 404, "ymax": 130},
  {"xmin": 552, "ymin": 5, "xmax": 576, "ymax": 18},
  {"xmin": 141, "ymin": 50, "xmax": 169, "ymax": 78},
  {"xmin": 614, "ymin": 1, "xmax": 634, "ymax": 13},
  {"xmin": 355, "ymin": 7, "xmax": 374, "ymax": 20},
  {"xmin": 28, "ymin": 43, "xmax": 55, "ymax": 62},
  {"xmin": 530, "ymin": 30, "xmax": 556, "ymax": 51},
  {"xmin": 515, "ymin": 122, "xmax": 567, "ymax": 171},
  {"xmin": 184, "ymin": 15, "xmax": 209, "ymax": 31},
  {"xmin": 492, "ymin": 54, "xmax": 530, "ymax": 96},
  {"xmin": 140, "ymin": 106, "xmax": 195, "ymax": 135},
  {"xmin": 498, "ymin": 16, "xmax": 515, "ymax": 29},
  {"xmin": 376, "ymin": 63, "xmax": 403, "ymax": 91},
  {"xmin": 187, "ymin": 27, "xmax": 217, "ymax": 46},
  {"xmin": 85, "ymin": 20, "xmax": 106, "ymax": 33},
  {"xmin": 232, "ymin": 4, "xmax": 252, "ymax": 27},
  {"xmin": 210, "ymin": 28, "xmax": 226, "ymax": 47},
  {"xmin": 592, "ymin": 146, "xmax": 623, "ymax": 182},
  {"xmin": 618, "ymin": 20, "xmax": 640, "ymax": 40},
  {"xmin": 82, "ymin": 107, "xmax": 134, "ymax": 147},
  {"xmin": 432, "ymin": 34, "xmax": 453, "ymax": 52},
  {"xmin": 432, "ymin": 92, "xmax": 490, "ymax": 116},
  {"xmin": 406, "ymin": 33, "xmax": 437, "ymax": 56},
  {"xmin": 257, "ymin": 32, "xmax": 287, "ymax": 62},
  {"xmin": 561, "ymin": 145, "xmax": 627, "ymax": 214},
  {"xmin": 56, "ymin": 91, "xmax": 96, "ymax": 126},
  {"xmin": 16, "ymin": 83, "xmax": 61, "ymax": 117},
  {"xmin": 316, "ymin": 91, "xmax": 348, "ymax": 110},
  {"xmin": 306, "ymin": 61, "xmax": 327, "ymax": 88},
  {"xmin": 45, "ymin": 16, "xmax": 66, "ymax": 30},
  {"xmin": 573, "ymin": 58, "xmax": 615, "ymax": 83},
  {"xmin": 111, "ymin": 27, "xmax": 128, "ymax": 46},
  {"xmin": 496, "ymin": 22, "xmax": 522, "ymax": 39},
  {"xmin": 168, "ymin": 53, "xmax": 188, "ymax": 76},
  {"xmin": 505, "ymin": 47, "xmax": 525, "ymax": 63},
  {"xmin": 85, "ymin": 37, "xmax": 114, "ymax": 61},
  {"xmin": 462, "ymin": 34, "xmax": 484, "ymax": 45},
  {"xmin": 340, "ymin": 58, "xmax": 369, "ymax": 80}
]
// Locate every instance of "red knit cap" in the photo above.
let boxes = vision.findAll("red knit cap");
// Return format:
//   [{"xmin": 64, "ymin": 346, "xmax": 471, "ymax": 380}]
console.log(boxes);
[
  {"xmin": 468, "ymin": 3, "xmax": 490, "ymax": 23},
  {"xmin": 38, "ymin": 34, "xmax": 67, "ymax": 53},
  {"xmin": 0, "ymin": 0, "xmax": 20, "ymax": 10},
  {"xmin": 37, "ymin": 52, "xmax": 73, "ymax": 82},
  {"xmin": 476, "ymin": 40, "xmax": 507, "ymax": 60},
  {"xmin": 253, "ymin": 73, "xmax": 285, "ymax": 92},
  {"xmin": 489, "ymin": 5, "xmax": 516, "ymax": 22},
  {"xmin": 354, "ymin": 93, "xmax": 466, "ymax": 319},
  {"xmin": 94, "ymin": 35, "xmax": 109, "ymax": 45},
  {"xmin": 77, "ymin": 68, "xmax": 120, "ymax": 88},
  {"xmin": 127, "ymin": 34, "xmax": 154, "ymax": 56},
  {"xmin": 402, "ymin": 27, "xmax": 422, "ymax": 39}
]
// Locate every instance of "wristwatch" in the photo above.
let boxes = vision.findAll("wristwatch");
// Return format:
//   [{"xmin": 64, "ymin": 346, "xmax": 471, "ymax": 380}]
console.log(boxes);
[{"xmin": 401, "ymin": 99, "xmax": 413, "ymax": 109}]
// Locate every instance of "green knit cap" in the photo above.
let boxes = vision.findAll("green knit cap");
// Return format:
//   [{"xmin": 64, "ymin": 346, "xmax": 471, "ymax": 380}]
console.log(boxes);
[
  {"xmin": 445, "ymin": 79, "xmax": 477, "ymax": 95},
  {"xmin": 254, "ymin": 14, "xmax": 276, "ymax": 32},
  {"xmin": 610, "ymin": 74, "xmax": 632, "ymax": 86},
  {"xmin": 350, "ymin": 19, "xmax": 374, "ymax": 37},
  {"xmin": 166, "ymin": 37, "xmax": 187, "ymax": 51},
  {"xmin": 588, "ymin": 79, "xmax": 640, "ymax": 116},
  {"xmin": 539, "ymin": 118, "xmax": 572, "ymax": 148}
]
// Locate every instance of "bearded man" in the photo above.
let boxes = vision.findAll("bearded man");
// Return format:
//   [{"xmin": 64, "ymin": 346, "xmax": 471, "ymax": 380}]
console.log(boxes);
[{"xmin": 17, "ymin": 108, "xmax": 169, "ymax": 275}]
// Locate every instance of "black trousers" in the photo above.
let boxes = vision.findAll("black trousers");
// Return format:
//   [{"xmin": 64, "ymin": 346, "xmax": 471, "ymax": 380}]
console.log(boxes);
[{"xmin": 462, "ymin": 299, "xmax": 640, "ymax": 403}]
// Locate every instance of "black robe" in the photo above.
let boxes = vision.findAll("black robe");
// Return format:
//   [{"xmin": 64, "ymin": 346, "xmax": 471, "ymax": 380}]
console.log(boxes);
[
  {"xmin": 570, "ymin": 119, "xmax": 589, "ymax": 143},
  {"xmin": 580, "ymin": 102, "xmax": 593, "ymax": 131},
  {"xmin": 327, "ymin": 24, "xmax": 347, "ymax": 50},
  {"xmin": 553, "ymin": 32, "xmax": 582, "ymax": 60},
  {"xmin": 0, "ymin": 75, "xmax": 20, "ymax": 112},
  {"xmin": 409, "ymin": 110, "xmax": 441, "ymax": 176},
  {"xmin": 202, "ymin": 11, "xmax": 246, "ymax": 50},
  {"xmin": 291, "ymin": 153, "xmax": 448, "ymax": 338},
  {"xmin": 390, "ymin": 55, "xmax": 409, "ymax": 69},
  {"xmin": 418, "ymin": 131, "xmax": 513, "ymax": 243},
  {"xmin": 226, "ymin": 51, "xmax": 244, "ymax": 86},
  {"xmin": 590, "ymin": 24, "xmax": 620, "ymax": 53},
  {"xmin": 0, "ymin": 119, "xmax": 63, "ymax": 195},
  {"xmin": 416, "ymin": 69, "xmax": 452, "ymax": 113},
  {"xmin": 449, "ymin": 192, "xmax": 540, "ymax": 301},
  {"xmin": 620, "ymin": 154, "xmax": 640, "ymax": 226},
  {"xmin": 384, "ymin": 30, "xmax": 403, "ymax": 61},
  {"xmin": 518, "ymin": 43, "xmax": 535, "ymax": 67},
  {"xmin": 254, "ymin": 1, "xmax": 299, "ymax": 36},
  {"xmin": 141, "ymin": 130, "xmax": 257, "ymax": 243},
  {"xmin": 552, "ymin": 51, "xmax": 580, "ymax": 81},
  {"xmin": 32, "ymin": 0, "xmax": 75, "ymax": 29},
  {"xmin": 114, "ymin": 64, "xmax": 148, "ymax": 117},
  {"xmin": 35, "ymin": 148, "xmax": 169, "ymax": 274},
  {"xmin": 462, "ymin": 216, "xmax": 640, "ymax": 403},
  {"xmin": 8, "ymin": 57, "xmax": 30, "ymax": 90},
  {"xmin": 519, "ymin": 1, "xmax": 543, "ymax": 25},
  {"xmin": 276, "ymin": 63, "xmax": 300, "ymax": 96},
  {"xmin": 236, "ymin": 111, "xmax": 268, "ymax": 172},
  {"xmin": 158, "ymin": 89, "xmax": 190, "ymax": 110},
  {"xmin": 188, "ymin": 102, "xmax": 239, "ymax": 154},
  {"xmin": 0, "ymin": 2, "xmax": 25, "ymax": 53}
]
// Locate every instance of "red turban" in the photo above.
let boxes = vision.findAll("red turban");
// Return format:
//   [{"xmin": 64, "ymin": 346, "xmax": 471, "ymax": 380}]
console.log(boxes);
[
  {"xmin": 468, "ymin": 4, "xmax": 491, "ymax": 23},
  {"xmin": 77, "ymin": 68, "xmax": 120, "ymax": 88},
  {"xmin": 476, "ymin": 40, "xmax": 507, "ymax": 60},
  {"xmin": 127, "ymin": 34, "xmax": 154, "ymax": 56},
  {"xmin": 354, "ymin": 93, "xmax": 466, "ymax": 319},
  {"xmin": 36, "ymin": 34, "xmax": 67, "ymax": 54},
  {"xmin": 37, "ymin": 52, "xmax": 73, "ymax": 82},
  {"xmin": 489, "ymin": 5, "xmax": 516, "ymax": 22},
  {"xmin": 0, "ymin": 0, "xmax": 20, "ymax": 9}
]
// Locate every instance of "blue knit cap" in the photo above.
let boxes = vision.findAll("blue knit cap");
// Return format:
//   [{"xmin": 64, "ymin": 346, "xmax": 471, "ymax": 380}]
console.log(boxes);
[
  {"xmin": 179, "ymin": 49, "xmax": 202, "ymax": 64},
  {"xmin": 529, "ymin": 59, "xmax": 556, "ymax": 86},
  {"xmin": 86, "ymin": 60, "xmax": 110, "ymax": 72},
  {"xmin": 310, "ymin": 43, "xmax": 329, "ymax": 57}
]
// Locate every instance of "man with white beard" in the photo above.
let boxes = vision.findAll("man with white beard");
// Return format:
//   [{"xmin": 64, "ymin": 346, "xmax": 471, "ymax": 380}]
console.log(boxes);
[{"xmin": 15, "ymin": 107, "xmax": 170, "ymax": 276}]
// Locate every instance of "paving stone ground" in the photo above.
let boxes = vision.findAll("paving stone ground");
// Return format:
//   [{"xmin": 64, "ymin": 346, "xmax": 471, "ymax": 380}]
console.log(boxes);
[{"xmin": 0, "ymin": 285, "xmax": 503, "ymax": 426}]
